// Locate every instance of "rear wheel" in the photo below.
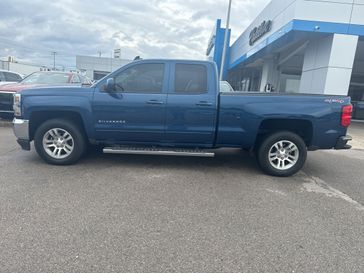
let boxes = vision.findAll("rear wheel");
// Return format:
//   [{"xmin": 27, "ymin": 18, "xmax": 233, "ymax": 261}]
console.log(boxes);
[
  {"xmin": 257, "ymin": 131, "xmax": 307, "ymax": 177},
  {"xmin": 34, "ymin": 119, "xmax": 86, "ymax": 165}
]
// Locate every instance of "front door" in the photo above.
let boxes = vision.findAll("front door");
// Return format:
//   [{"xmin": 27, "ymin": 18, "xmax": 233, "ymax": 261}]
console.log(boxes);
[{"xmin": 92, "ymin": 62, "xmax": 168, "ymax": 144}]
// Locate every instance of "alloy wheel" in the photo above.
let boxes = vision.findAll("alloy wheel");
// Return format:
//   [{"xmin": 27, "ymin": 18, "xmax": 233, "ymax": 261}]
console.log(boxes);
[
  {"xmin": 268, "ymin": 140, "xmax": 299, "ymax": 170},
  {"xmin": 42, "ymin": 128, "xmax": 74, "ymax": 159}
]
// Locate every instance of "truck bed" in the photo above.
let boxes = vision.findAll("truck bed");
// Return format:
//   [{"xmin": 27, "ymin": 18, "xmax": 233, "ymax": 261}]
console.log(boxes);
[{"xmin": 217, "ymin": 92, "xmax": 350, "ymax": 150}]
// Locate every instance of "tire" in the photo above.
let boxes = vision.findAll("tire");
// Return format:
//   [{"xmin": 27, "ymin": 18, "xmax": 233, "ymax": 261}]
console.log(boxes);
[
  {"xmin": 256, "ymin": 131, "xmax": 307, "ymax": 177},
  {"xmin": 34, "ymin": 119, "xmax": 86, "ymax": 165}
]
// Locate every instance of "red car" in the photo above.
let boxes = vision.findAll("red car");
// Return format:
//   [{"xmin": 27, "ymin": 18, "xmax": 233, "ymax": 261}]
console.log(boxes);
[{"xmin": 0, "ymin": 71, "xmax": 92, "ymax": 119}]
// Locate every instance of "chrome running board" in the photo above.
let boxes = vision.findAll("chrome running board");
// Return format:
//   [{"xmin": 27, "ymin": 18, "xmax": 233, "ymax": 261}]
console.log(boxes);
[{"xmin": 103, "ymin": 146, "xmax": 215, "ymax": 157}]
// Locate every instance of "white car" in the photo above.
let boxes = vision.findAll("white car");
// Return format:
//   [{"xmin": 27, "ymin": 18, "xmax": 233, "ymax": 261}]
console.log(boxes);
[
  {"xmin": 0, "ymin": 70, "xmax": 23, "ymax": 86},
  {"xmin": 220, "ymin": 81, "xmax": 235, "ymax": 92}
]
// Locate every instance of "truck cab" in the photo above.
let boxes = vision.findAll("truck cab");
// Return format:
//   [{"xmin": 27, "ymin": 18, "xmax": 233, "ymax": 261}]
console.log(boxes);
[{"xmin": 92, "ymin": 60, "xmax": 218, "ymax": 147}]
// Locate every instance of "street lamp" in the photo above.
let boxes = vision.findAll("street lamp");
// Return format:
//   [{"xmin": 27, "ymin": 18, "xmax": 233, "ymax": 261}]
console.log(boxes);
[
  {"xmin": 51, "ymin": 51, "xmax": 57, "ymax": 70},
  {"xmin": 220, "ymin": 0, "xmax": 232, "ymax": 81}
]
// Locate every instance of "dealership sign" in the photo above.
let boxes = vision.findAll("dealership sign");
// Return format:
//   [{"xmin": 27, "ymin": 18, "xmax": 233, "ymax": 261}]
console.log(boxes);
[{"xmin": 249, "ymin": 20, "xmax": 272, "ymax": 46}]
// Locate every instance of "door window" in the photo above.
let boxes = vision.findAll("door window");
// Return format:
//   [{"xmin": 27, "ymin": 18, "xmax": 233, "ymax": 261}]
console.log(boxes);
[
  {"xmin": 175, "ymin": 64, "xmax": 207, "ymax": 94},
  {"xmin": 113, "ymin": 63, "xmax": 165, "ymax": 93}
]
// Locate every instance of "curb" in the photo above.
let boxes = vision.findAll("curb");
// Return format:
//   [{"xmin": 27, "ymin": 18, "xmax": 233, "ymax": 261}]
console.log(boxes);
[{"xmin": 0, "ymin": 120, "xmax": 12, "ymax": 127}]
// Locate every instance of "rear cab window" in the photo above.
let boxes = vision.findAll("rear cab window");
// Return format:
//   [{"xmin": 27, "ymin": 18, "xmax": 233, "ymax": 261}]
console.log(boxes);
[{"xmin": 174, "ymin": 64, "xmax": 208, "ymax": 94}]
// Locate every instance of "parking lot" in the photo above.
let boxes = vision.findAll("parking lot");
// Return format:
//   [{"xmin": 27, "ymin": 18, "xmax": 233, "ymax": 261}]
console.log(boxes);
[{"xmin": 1, "ymin": 122, "xmax": 363, "ymax": 273}]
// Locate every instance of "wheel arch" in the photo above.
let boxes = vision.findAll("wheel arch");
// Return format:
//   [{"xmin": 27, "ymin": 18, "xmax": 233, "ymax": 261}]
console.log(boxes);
[
  {"xmin": 29, "ymin": 111, "xmax": 88, "ymax": 141},
  {"xmin": 254, "ymin": 118, "xmax": 313, "ymax": 150}
]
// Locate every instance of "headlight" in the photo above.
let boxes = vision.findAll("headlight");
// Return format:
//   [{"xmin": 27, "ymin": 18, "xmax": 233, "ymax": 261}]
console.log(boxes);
[{"xmin": 13, "ymin": 93, "xmax": 22, "ymax": 116}]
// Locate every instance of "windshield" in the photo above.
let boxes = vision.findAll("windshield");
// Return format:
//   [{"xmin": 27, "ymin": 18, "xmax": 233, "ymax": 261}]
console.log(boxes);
[{"xmin": 21, "ymin": 72, "xmax": 71, "ymax": 84}]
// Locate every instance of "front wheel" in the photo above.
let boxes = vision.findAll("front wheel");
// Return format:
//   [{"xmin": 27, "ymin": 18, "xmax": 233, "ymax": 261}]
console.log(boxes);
[
  {"xmin": 256, "ymin": 131, "xmax": 307, "ymax": 177},
  {"xmin": 34, "ymin": 119, "xmax": 86, "ymax": 165}
]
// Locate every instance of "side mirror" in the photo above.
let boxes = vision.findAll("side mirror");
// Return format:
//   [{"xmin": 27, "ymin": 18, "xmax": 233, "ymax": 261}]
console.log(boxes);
[{"xmin": 105, "ymin": 78, "xmax": 115, "ymax": 92}]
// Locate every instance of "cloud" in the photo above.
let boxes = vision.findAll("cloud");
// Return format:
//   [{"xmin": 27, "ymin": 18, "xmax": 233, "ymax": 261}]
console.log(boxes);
[{"xmin": 0, "ymin": 0, "xmax": 270, "ymax": 68}]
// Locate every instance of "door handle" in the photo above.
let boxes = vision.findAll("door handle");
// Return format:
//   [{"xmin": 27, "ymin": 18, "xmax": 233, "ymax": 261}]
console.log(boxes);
[
  {"xmin": 146, "ymin": 100, "xmax": 164, "ymax": 105},
  {"xmin": 196, "ymin": 101, "xmax": 213, "ymax": 107}
]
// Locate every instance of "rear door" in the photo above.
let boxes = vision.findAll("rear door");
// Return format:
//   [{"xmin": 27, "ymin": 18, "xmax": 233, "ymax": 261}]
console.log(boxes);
[
  {"xmin": 164, "ymin": 62, "xmax": 217, "ymax": 147},
  {"xmin": 92, "ymin": 62, "xmax": 169, "ymax": 144}
]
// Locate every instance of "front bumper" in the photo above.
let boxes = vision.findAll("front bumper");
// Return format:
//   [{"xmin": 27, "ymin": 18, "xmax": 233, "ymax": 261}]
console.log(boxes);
[
  {"xmin": 335, "ymin": 135, "xmax": 352, "ymax": 150},
  {"xmin": 13, "ymin": 118, "xmax": 30, "ymax": 151}
]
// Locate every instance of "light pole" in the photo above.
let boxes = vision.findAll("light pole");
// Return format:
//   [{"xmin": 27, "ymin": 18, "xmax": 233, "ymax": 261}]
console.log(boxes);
[
  {"xmin": 220, "ymin": 0, "xmax": 232, "ymax": 81},
  {"xmin": 51, "ymin": 51, "xmax": 57, "ymax": 70}
]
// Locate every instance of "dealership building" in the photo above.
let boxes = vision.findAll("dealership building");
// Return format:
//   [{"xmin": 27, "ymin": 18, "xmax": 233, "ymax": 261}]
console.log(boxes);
[{"xmin": 207, "ymin": 0, "xmax": 364, "ymax": 120}]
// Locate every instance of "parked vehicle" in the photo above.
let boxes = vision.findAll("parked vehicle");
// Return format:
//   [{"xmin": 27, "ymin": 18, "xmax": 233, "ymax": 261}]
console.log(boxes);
[
  {"xmin": 12, "ymin": 60, "xmax": 352, "ymax": 176},
  {"xmin": 0, "ymin": 70, "xmax": 23, "ymax": 86},
  {"xmin": 220, "ymin": 81, "xmax": 235, "ymax": 92},
  {"xmin": 0, "ymin": 71, "xmax": 91, "ymax": 119}
]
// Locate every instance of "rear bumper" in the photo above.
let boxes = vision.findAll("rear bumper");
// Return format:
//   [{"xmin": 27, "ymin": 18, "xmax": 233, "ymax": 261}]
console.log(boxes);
[
  {"xmin": 335, "ymin": 135, "xmax": 352, "ymax": 150},
  {"xmin": 13, "ymin": 118, "xmax": 30, "ymax": 151}
]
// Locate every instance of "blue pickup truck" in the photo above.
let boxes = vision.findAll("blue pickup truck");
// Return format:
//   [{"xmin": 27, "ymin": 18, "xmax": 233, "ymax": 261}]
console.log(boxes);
[{"xmin": 12, "ymin": 59, "xmax": 353, "ymax": 176}]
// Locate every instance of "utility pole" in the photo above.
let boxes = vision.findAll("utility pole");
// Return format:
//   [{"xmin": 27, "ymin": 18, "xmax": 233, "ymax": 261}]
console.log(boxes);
[
  {"xmin": 51, "ymin": 51, "xmax": 57, "ymax": 70},
  {"xmin": 220, "ymin": 0, "xmax": 232, "ymax": 81}
]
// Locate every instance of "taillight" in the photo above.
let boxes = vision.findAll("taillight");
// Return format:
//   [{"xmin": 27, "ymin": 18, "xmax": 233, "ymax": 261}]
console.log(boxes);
[{"xmin": 341, "ymin": 104, "xmax": 352, "ymax": 127}]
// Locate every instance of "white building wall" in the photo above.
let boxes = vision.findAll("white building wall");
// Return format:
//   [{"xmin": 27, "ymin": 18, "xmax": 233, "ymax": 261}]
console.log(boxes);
[
  {"xmin": 1, "ymin": 60, "xmax": 43, "ymax": 76},
  {"xmin": 76, "ymin": 55, "xmax": 131, "ymax": 79},
  {"xmin": 352, "ymin": 0, "xmax": 364, "ymax": 25},
  {"xmin": 294, "ymin": 1, "xmax": 355, "ymax": 24},
  {"xmin": 8, "ymin": 62, "xmax": 42, "ymax": 76},
  {"xmin": 299, "ymin": 34, "xmax": 359, "ymax": 95}
]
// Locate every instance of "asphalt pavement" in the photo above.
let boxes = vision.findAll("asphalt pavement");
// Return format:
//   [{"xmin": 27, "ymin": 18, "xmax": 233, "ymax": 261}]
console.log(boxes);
[{"xmin": 0, "ymin": 125, "xmax": 363, "ymax": 273}]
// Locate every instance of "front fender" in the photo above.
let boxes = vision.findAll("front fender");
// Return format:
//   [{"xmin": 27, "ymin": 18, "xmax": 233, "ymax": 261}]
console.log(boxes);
[{"xmin": 22, "ymin": 94, "xmax": 95, "ymax": 139}]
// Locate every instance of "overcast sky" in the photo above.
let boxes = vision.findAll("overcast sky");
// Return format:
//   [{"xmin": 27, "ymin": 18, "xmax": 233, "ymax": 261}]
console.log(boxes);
[{"xmin": 0, "ymin": 0, "xmax": 270, "ymax": 68}]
